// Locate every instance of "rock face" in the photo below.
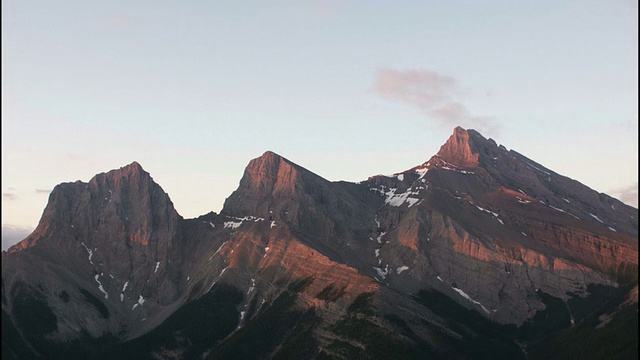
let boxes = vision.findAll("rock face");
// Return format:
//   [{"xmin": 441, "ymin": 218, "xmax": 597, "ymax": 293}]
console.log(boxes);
[
  {"xmin": 2, "ymin": 128, "xmax": 638, "ymax": 360},
  {"xmin": 2, "ymin": 163, "xmax": 189, "ymax": 344}
]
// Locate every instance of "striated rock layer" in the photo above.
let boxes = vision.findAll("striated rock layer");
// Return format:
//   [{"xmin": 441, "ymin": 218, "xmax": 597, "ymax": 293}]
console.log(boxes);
[{"xmin": 2, "ymin": 127, "xmax": 637, "ymax": 359}]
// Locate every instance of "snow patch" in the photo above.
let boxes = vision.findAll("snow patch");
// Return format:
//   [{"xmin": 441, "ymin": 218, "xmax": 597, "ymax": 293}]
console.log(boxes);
[
  {"xmin": 396, "ymin": 266, "xmax": 409, "ymax": 274},
  {"xmin": 94, "ymin": 275, "xmax": 108, "ymax": 299},
  {"xmin": 81, "ymin": 242, "xmax": 94, "ymax": 265},
  {"xmin": 589, "ymin": 213, "xmax": 604, "ymax": 223},
  {"xmin": 435, "ymin": 157, "xmax": 475, "ymax": 174},
  {"xmin": 209, "ymin": 241, "xmax": 229, "ymax": 261},
  {"xmin": 548, "ymin": 205, "xmax": 581, "ymax": 220},
  {"xmin": 223, "ymin": 216, "xmax": 265, "ymax": 229},
  {"xmin": 385, "ymin": 188, "xmax": 421, "ymax": 207},
  {"xmin": 132, "ymin": 295, "xmax": 145, "ymax": 310},
  {"xmin": 223, "ymin": 221, "xmax": 242, "ymax": 229},
  {"xmin": 475, "ymin": 205, "xmax": 504, "ymax": 225},
  {"xmin": 270, "ymin": 221, "xmax": 277, "ymax": 228},
  {"xmin": 608, "ymin": 226, "xmax": 617, "ymax": 232},
  {"xmin": 209, "ymin": 222, "xmax": 215, "ymax": 229},
  {"xmin": 154, "ymin": 262, "xmax": 160, "ymax": 273},
  {"xmin": 440, "ymin": 166, "xmax": 474, "ymax": 174},
  {"xmin": 247, "ymin": 278, "xmax": 256, "ymax": 295},
  {"xmin": 452, "ymin": 286, "xmax": 490, "ymax": 314},
  {"xmin": 396, "ymin": 174, "xmax": 404, "ymax": 181},
  {"xmin": 524, "ymin": 161, "xmax": 551, "ymax": 176},
  {"xmin": 437, "ymin": 276, "xmax": 443, "ymax": 282},
  {"xmin": 476, "ymin": 205, "xmax": 498, "ymax": 217},
  {"xmin": 373, "ymin": 265, "xmax": 390, "ymax": 279},
  {"xmin": 122, "ymin": 281, "xmax": 129, "ymax": 292}
]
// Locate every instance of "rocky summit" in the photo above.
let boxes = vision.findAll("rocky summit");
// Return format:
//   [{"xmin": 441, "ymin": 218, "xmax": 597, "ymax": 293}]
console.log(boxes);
[{"xmin": 2, "ymin": 127, "xmax": 638, "ymax": 360}]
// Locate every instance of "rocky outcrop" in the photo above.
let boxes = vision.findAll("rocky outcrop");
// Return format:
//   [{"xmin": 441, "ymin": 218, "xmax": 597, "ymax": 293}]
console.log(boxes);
[{"xmin": 436, "ymin": 126, "xmax": 482, "ymax": 167}]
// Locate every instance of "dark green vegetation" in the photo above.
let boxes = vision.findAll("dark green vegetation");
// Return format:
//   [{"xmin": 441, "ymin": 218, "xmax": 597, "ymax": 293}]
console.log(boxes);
[
  {"xmin": 319, "ymin": 289, "xmax": 434, "ymax": 360},
  {"xmin": 531, "ymin": 304, "xmax": 638, "ymax": 360},
  {"xmin": 413, "ymin": 289, "xmax": 525, "ymax": 360},
  {"xmin": 315, "ymin": 284, "xmax": 347, "ymax": 302},
  {"xmin": 528, "ymin": 283, "xmax": 638, "ymax": 360},
  {"xmin": 3, "ymin": 284, "xmax": 242, "ymax": 360},
  {"xmin": 3, "ymin": 279, "xmax": 636, "ymax": 359},
  {"xmin": 207, "ymin": 277, "xmax": 320, "ymax": 360},
  {"xmin": 346, "ymin": 292, "xmax": 375, "ymax": 315},
  {"xmin": 79, "ymin": 288, "xmax": 109, "ymax": 319},
  {"xmin": 517, "ymin": 290, "xmax": 572, "ymax": 340},
  {"xmin": 11, "ymin": 282, "xmax": 57, "ymax": 336},
  {"xmin": 111, "ymin": 284, "xmax": 243, "ymax": 359},
  {"xmin": 2, "ymin": 309, "xmax": 39, "ymax": 360},
  {"xmin": 412, "ymin": 283, "xmax": 639, "ymax": 360},
  {"xmin": 616, "ymin": 262, "xmax": 638, "ymax": 285},
  {"xmin": 8, "ymin": 288, "xmax": 120, "ymax": 360}
]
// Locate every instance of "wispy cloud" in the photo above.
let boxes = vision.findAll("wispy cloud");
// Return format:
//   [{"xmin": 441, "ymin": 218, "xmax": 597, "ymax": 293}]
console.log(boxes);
[
  {"xmin": 374, "ymin": 68, "xmax": 499, "ymax": 134},
  {"xmin": 608, "ymin": 182, "xmax": 638, "ymax": 208},
  {"xmin": 3, "ymin": 193, "xmax": 16, "ymax": 201},
  {"xmin": 35, "ymin": 189, "xmax": 50, "ymax": 194}
]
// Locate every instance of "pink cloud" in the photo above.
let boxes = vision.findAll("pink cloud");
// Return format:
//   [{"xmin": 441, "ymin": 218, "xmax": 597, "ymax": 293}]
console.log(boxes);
[{"xmin": 374, "ymin": 68, "xmax": 499, "ymax": 135}]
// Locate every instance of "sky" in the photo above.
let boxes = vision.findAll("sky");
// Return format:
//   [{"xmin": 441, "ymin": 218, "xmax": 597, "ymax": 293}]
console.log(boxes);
[{"xmin": 2, "ymin": 0, "xmax": 638, "ymax": 250}]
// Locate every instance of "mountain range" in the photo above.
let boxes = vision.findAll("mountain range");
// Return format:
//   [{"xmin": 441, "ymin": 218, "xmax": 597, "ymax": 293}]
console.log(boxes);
[{"xmin": 2, "ymin": 127, "xmax": 638, "ymax": 359}]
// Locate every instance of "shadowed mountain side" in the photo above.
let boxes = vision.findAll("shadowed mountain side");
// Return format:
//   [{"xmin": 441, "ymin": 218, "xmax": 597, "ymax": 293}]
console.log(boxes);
[{"xmin": 2, "ymin": 127, "xmax": 637, "ymax": 359}]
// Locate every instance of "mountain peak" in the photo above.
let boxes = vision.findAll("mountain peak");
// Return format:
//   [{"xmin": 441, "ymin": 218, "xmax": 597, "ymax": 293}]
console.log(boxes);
[
  {"xmin": 114, "ymin": 161, "xmax": 148, "ymax": 177},
  {"xmin": 259, "ymin": 150, "xmax": 281, "ymax": 159},
  {"xmin": 436, "ymin": 126, "xmax": 481, "ymax": 167},
  {"xmin": 246, "ymin": 151, "xmax": 296, "ymax": 185},
  {"xmin": 222, "ymin": 151, "xmax": 303, "ymax": 216},
  {"xmin": 125, "ymin": 160, "xmax": 144, "ymax": 171}
]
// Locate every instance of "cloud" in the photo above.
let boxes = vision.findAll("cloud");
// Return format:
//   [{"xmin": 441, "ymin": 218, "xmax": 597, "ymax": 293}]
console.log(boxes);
[
  {"xmin": 2, "ymin": 225, "xmax": 33, "ymax": 251},
  {"xmin": 3, "ymin": 193, "xmax": 16, "ymax": 200},
  {"xmin": 374, "ymin": 68, "xmax": 499, "ymax": 135},
  {"xmin": 608, "ymin": 183, "xmax": 638, "ymax": 208},
  {"xmin": 35, "ymin": 189, "xmax": 50, "ymax": 194}
]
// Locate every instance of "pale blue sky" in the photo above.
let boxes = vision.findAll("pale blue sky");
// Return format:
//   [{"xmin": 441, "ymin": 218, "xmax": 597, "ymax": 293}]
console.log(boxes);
[{"xmin": 2, "ymin": 0, "xmax": 638, "ymax": 249}]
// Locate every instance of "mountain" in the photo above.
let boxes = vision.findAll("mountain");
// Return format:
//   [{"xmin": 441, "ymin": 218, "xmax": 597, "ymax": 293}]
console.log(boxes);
[{"xmin": 2, "ymin": 127, "xmax": 637, "ymax": 360}]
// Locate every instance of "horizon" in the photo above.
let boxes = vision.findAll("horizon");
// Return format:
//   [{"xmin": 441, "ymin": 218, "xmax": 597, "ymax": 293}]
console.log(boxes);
[
  {"xmin": 2, "ymin": 125, "xmax": 637, "ymax": 251},
  {"xmin": 2, "ymin": 1, "xmax": 638, "ymax": 250}
]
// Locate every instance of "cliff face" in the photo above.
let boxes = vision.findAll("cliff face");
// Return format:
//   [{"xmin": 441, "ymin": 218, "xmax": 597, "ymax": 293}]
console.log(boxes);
[
  {"xmin": 2, "ymin": 162, "xmax": 187, "ymax": 342},
  {"xmin": 2, "ymin": 128, "xmax": 638, "ymax": 359},
  {"xmin": 360, "ymin": 128, "xmax": 637, "ymax": 325}
]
